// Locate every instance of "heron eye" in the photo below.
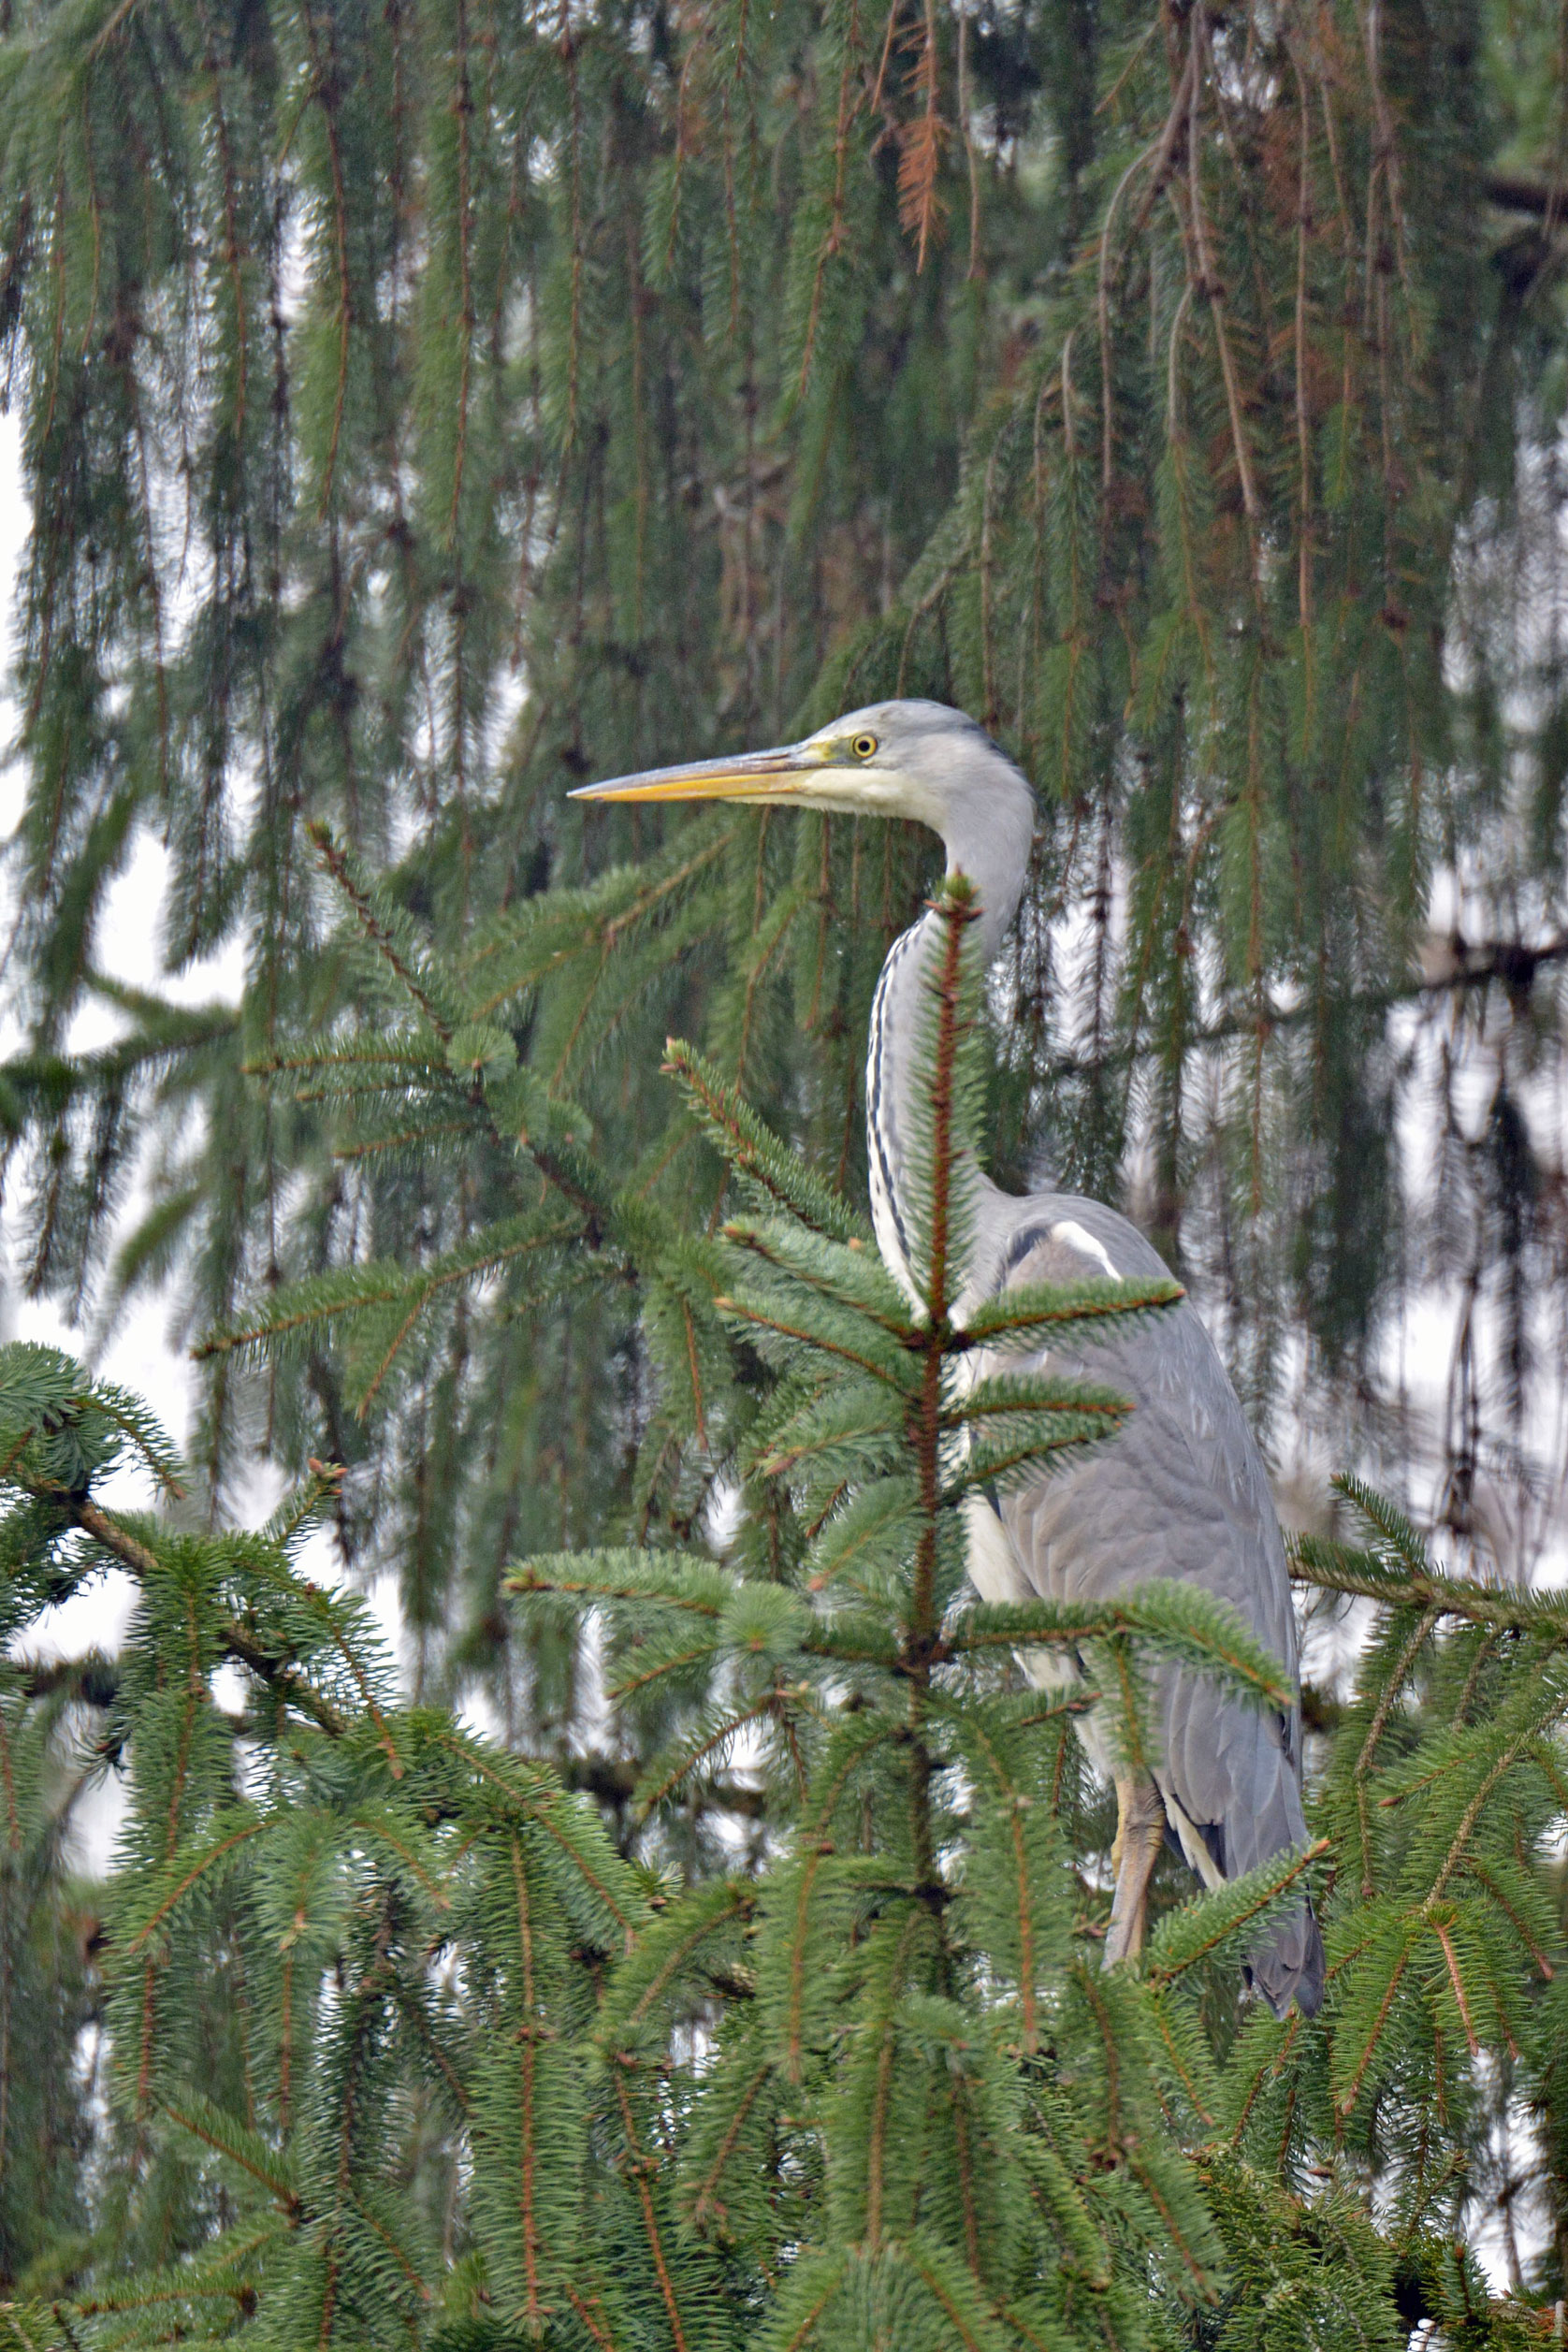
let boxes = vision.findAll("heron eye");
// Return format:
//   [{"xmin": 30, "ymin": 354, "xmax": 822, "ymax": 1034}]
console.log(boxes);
[{"xmin": 851, "ymin": 733, "xmax": 878, "ymax": 760}]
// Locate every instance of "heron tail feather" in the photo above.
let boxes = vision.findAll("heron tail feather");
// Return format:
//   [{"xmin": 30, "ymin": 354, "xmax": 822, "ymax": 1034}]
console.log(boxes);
[{"xmin": 1244, "ymin": 1897, "xmax": 1326, "ymax": 2019}]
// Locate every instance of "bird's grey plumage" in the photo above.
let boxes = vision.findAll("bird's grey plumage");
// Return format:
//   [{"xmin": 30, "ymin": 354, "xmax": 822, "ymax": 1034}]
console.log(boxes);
[
  {"xmin": 571, "ymin": 692, "xmax": 1325, "ymax": 2014},
  {"xmin": 843, "ymin": 699, "xmax": 1324, "ymax": 2017},
  {"xmin": 968, "ymin": 1207, "xmax": 1324, "ymax": 2015}
]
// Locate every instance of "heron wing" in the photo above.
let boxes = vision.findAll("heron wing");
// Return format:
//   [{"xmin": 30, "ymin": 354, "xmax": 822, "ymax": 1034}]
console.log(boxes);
[{"xmin": 979, "ymin": 1198, "xmax": 1323, "ymax": 2011}]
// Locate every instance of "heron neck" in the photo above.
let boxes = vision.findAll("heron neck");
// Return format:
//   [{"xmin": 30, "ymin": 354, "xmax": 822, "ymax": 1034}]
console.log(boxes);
[
  {"xmin": 938, "ymin": 790, "xmax": 1033, "ymax": 965},
  {"xmin": 864, "ymin": 783, "xmax": 1034, "ymax": 1301}
]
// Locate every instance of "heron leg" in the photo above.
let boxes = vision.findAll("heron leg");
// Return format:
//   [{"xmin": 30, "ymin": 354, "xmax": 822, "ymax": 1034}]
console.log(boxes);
[{"xmin": 1104, "ymin": 1775, "xmax": 1167, "ymax": 1969}]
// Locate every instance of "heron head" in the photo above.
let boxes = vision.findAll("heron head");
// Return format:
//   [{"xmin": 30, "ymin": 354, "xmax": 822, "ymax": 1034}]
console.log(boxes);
[{"xmin": 568, "ymin": 699, "xmax": 1031, "ymax": 842}]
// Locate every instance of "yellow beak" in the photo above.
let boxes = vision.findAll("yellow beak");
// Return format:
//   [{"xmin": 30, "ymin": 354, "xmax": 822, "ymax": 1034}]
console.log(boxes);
[{"xmin": 569, "ymin": 745, "xmax": 819, "ymax": 804}]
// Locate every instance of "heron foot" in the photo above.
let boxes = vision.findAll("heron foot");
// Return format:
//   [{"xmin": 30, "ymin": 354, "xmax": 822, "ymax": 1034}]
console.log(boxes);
[{"xmin": 1104, "ymin": 1774, "xmax": 1167, "ymax": 1969}]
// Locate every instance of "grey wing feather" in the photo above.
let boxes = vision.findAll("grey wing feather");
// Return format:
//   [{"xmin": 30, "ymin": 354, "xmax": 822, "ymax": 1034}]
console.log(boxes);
[{"xmin": 980, "ymin": 1194, "xmax": 1325, "ymax": 2017}]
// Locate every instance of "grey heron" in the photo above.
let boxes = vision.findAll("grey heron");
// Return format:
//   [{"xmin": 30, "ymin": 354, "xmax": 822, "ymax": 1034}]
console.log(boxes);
[{"xmin": 573, "ymin": 698, "xmax": 1325, "ymax": 2017}]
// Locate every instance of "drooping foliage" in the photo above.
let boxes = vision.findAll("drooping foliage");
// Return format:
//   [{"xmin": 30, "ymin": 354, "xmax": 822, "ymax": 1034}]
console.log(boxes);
[
  {"xmin": 4, "ymin": 0, "xmax": 1568, "ymax": 1687},
  {"xmin": 0, "ymin": 889, "xmax": 1561, "ymax": 2344}
]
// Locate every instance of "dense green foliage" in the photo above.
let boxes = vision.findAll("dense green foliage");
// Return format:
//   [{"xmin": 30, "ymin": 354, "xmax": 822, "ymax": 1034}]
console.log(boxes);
[{"xmin": 0, "ymin": 892, "xmax": 1561, "ymax": 2345}]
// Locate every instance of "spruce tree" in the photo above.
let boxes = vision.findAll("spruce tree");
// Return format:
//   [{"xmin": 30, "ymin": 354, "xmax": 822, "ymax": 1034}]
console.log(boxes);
[
  {"xmin": 0, "ymin": 886, "xmax": 1559, "ymax": 2343},
  {"xmin": 6, "ymin": 1, "xmax": 1568, "ymax": 2333}
]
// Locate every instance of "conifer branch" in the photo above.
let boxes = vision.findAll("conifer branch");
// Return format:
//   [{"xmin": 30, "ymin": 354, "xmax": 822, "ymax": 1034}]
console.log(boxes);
[
  {"xmin": 663, "ymin": 1040, "xmax": 866, "ymax": 1241},
  {"xmin": 159, "ymin": 2098, "xmax": 301, "ymax": 2217},
  {"xmin": 613, "ymin": 2071, "xmax": 692, "ymax": 2352},
  {"xmin": 687, "ymin": 2057, "xmax": 772, "ymax": 2235},
  {"xmin": 63, "ymin": 1498, "xmax": 351, "ymax": 1737},
  {"xmin": 1144, "ymin": 1842, "xmax": 1329, "ymax": 1987},
  {"xmin": 1352, "ymin": 1605, "xmax": 1440, "ymax": 1895},
  {"xmin": 306, "ymin": 824, "xmax": 452, "ymax": 1039},
  {"xmin": 124, "ymin": 1821, "xmax": 270, "ymax": 1955},
  {"xmin": 714, "ymin": 1295, "xmax": 912, "ymax": 1385},
  {"xmin": 634, "ymin": 1694, "xmax": 783, "ymax": 1815},
  {"xmin": 1291, "ymin": 1534, "xmax": 1568, "ymax": 1639}
]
